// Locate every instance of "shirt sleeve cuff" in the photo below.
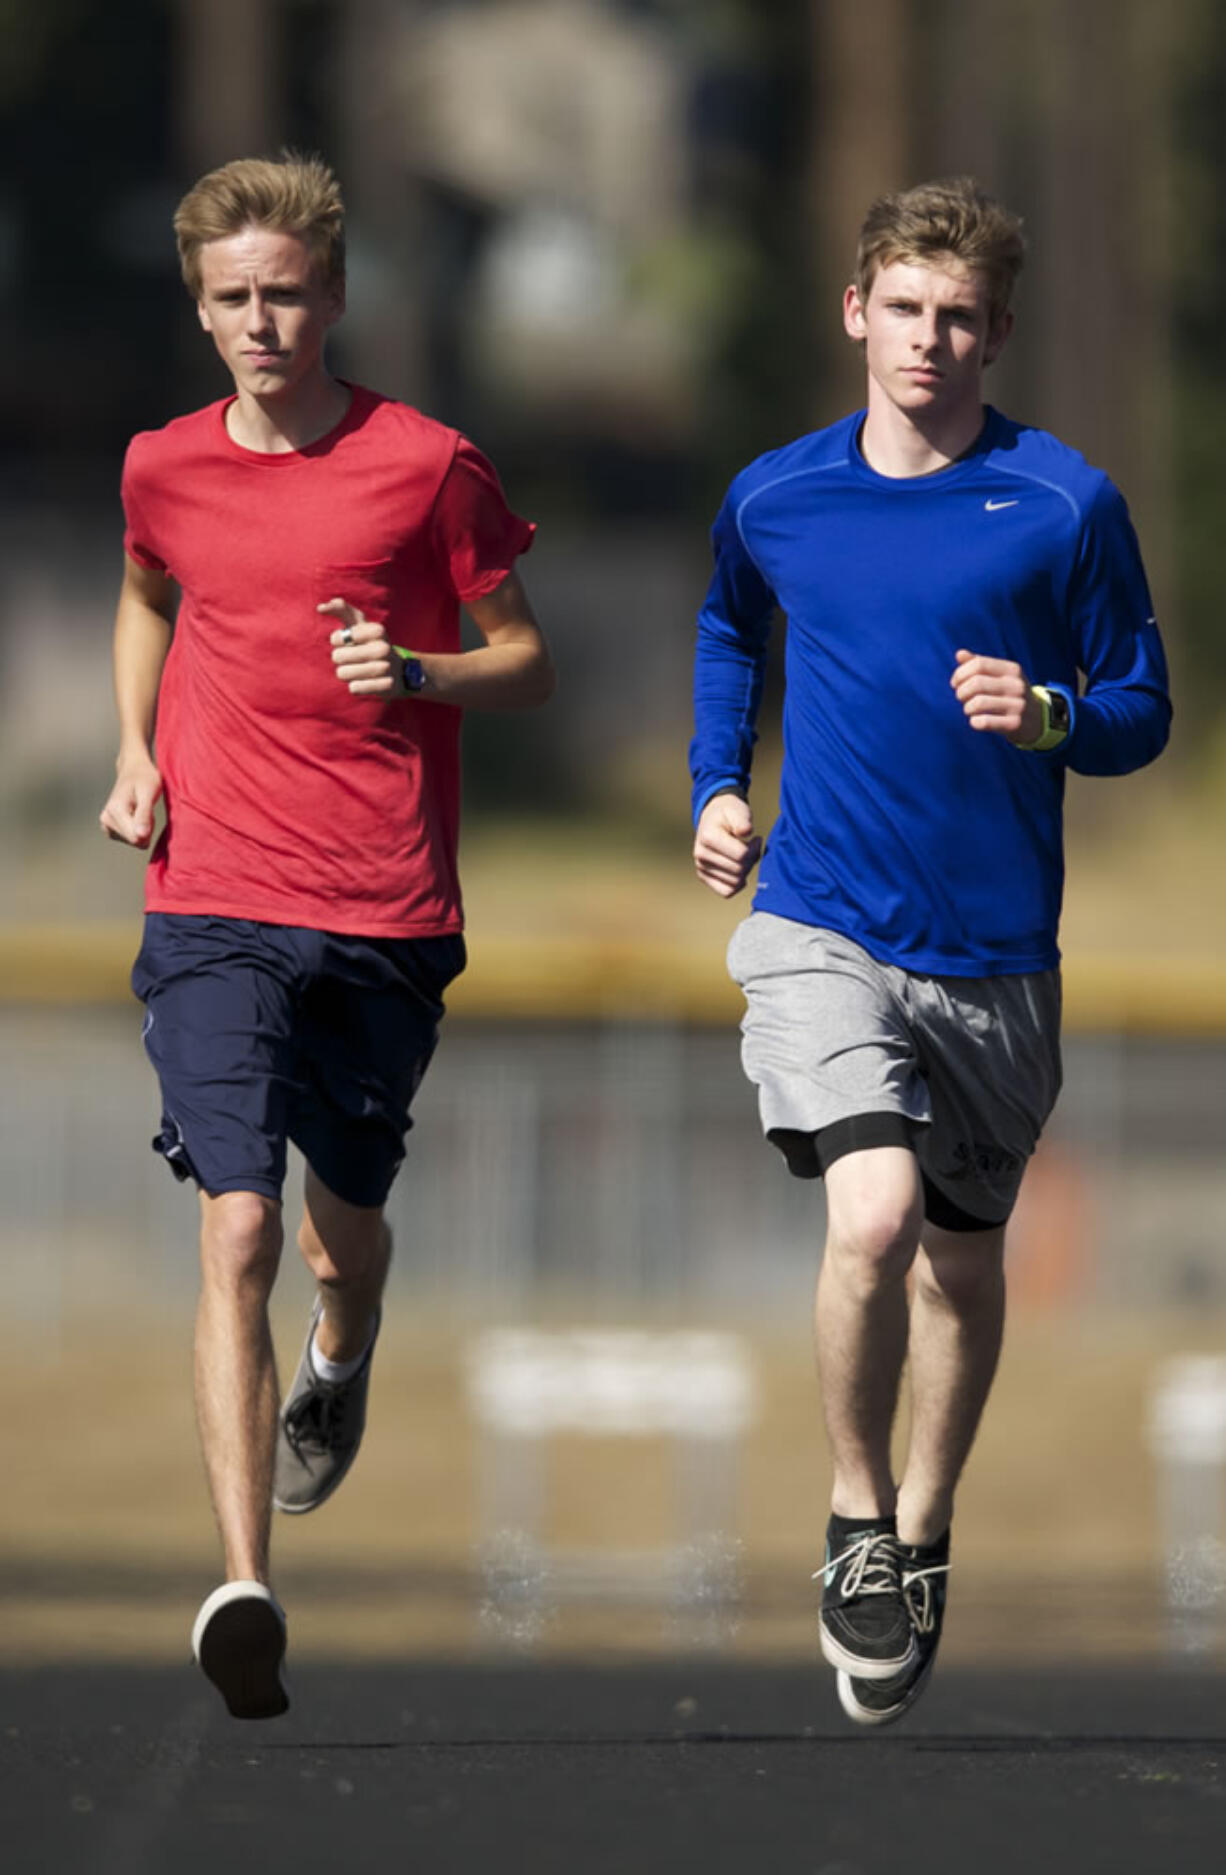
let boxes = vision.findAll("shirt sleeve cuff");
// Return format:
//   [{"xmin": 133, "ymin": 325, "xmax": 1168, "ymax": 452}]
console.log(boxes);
[{"xmin": 692, "ymin": 779, "xmax": 748, "ymax": 825}]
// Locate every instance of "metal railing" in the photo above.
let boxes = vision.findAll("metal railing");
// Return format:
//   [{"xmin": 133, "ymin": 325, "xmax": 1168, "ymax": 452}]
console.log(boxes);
[{"xmin": 4, "ymin": 997, "xmax": 1226, "ymax": 1325}]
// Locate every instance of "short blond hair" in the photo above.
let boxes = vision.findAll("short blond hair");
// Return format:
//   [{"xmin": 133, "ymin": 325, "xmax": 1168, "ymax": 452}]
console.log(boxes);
[
  {"xmin": 173, "ymin": 152, "xmax": 345, "ymax": 299},
  {"xmin": 855, "ymin": 177, "xmax": 1025, "ymax": 323}
]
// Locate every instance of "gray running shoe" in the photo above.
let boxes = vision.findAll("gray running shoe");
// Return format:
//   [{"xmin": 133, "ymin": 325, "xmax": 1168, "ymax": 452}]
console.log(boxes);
[
  {"xmin": 191, "ymin": 1580, "xmax": 288, "ymax": 1720},
  {"xmin": 273, "ymin": 1299, "xmax": 380, "ymax": 1515}
]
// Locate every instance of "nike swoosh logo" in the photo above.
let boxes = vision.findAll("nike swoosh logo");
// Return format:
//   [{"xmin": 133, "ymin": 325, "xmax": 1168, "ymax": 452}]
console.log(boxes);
[{"xmin": 984, "ymin": 499, "xmax": 1019, "ymax": 511}]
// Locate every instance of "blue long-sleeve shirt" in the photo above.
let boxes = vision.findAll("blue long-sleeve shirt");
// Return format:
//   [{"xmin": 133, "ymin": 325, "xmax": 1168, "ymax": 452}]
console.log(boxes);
[{"xmin": 690, "ymin": 407, "xmax": 1171, "ymax": 976}]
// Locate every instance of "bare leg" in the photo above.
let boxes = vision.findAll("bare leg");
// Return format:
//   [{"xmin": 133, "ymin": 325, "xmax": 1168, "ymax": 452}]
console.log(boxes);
[
  {"xmin": 297, "ymin": 1165, "xmax": 391, "ymax": 1363},
  {"xmin": 815, "ymin": 1147, "xmax": 924, "ymax": 1520},
  {"xmin": 195, "ymin": 1190, "xmax": 284, "ymax": 1583},
  {"xmin": 894, "ymin": 1221, "xmax": 1007, "ymax": 1547}
]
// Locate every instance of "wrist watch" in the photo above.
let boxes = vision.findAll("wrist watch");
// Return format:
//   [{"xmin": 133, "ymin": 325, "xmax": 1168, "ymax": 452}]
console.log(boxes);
[
  {"xmin": 1015, "ymin": 685, "xmax": 1070, "ymax": 752},
  {"xmin": 394, "ymin": 647, "xmax": 426, "ymax": 694}
]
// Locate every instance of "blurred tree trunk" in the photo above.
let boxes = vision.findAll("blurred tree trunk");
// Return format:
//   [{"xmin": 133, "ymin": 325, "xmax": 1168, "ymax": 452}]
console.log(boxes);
[
  {"xmin": 171, "ymin": 0, "xmax": 426, "ymax": 408},
  {"xmin": 177, "ymin": 0, "xmax": 278, "ymax": 174},
  {"xmin": 1121, "ymin": 0, "xmax": 1179, "ymax": 682},
  {"xmin": 335, "ymin": 0, "xmax": 426, "ymax": 404},
  {"xmin": 913, "ymin": 0, "xmax": 1030, "ymax": 418},
  {"xmin": 1030, "ymin": 0, "xmax": 1178, "ymax": 662},
  {"xmin": 174, "ymin": 0, "xmax": 280, "ymax": 408},
  {"xmin": 806, "ymin": 0, "xmax": 1179, "ymax": 674},
  {"xmin": 807, "ymin": 0, "xmax": 913, "ymax": 419}
]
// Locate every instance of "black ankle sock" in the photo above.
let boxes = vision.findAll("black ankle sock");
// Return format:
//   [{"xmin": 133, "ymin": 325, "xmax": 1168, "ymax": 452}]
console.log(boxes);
[
  {"xmin": 828, "ymin": 1511, "xmax": 897, "ymax": 1544},
  {"xmin": 900, "ymin": 1528, "xmax": 951, "ymax": 1561}
]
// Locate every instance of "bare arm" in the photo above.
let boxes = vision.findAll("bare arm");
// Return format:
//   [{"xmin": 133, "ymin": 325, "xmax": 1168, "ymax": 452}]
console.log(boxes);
[
  {"xmin": 99, "ymin": 553, "xmax": 175, "ymax": 847},
  {"xmin": 322, "ymin": 569, "xmax": 555, "ymax": 710}
]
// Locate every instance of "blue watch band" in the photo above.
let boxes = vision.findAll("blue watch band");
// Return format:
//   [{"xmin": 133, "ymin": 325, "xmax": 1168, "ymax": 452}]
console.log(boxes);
[{"xmin": 394, "ymin": 647, "xmax": 426, "ymax": 694}]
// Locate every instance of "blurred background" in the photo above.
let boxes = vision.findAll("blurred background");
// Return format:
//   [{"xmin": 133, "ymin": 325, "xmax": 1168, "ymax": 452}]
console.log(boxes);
[{"xmin": 2, "ymin": 0, "xmax": 1226, "ymax": 1668}]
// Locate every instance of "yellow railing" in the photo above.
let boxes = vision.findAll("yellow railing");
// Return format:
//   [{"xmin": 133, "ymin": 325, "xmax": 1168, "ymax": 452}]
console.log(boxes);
[{"xmin": 2, "ymin": 923, "xmax": 1225, "ymax": 1034}]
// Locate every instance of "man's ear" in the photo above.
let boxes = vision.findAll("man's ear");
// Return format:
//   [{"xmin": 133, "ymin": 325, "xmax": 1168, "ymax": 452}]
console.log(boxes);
[
  {"xmin": 196, "ymin": 299, "xmax": 212, "ymax": 335},
  {"xmin": 324, "ymin": 281, "xmax": 346, "ymax": 327},
  {"xmin": 843, "ymin": 283, "xmax": 868, "ymax": 343},
  {"xmin": 984, "ymin": 308, "xmax": 1014, "ymax": 366}
]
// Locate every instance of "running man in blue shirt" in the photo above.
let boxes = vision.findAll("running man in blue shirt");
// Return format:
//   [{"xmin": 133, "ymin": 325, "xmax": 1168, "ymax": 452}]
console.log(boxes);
[{"xmin": 690, "ymin": 177, "xmax": 1170, "ymax": 1726}]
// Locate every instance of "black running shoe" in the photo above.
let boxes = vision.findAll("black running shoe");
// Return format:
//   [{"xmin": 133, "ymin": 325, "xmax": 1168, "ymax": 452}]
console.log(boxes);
[
  {"xmin": 818, "ymin": 1516, "xmax": 917, "ymax": 1680},
  {"xmin": 837, "ymin": 1530, "xmax": 951, "ymax": 1727}
]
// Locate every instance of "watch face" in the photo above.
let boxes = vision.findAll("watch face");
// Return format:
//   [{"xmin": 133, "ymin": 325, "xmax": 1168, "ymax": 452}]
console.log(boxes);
[
  {"xmin": 1049, "ymin": 691, "xmax": 1070, "ymax": 732},
  {"xmin": 402, "ymin": 656, "xmax": 425, "ymax": 693}
]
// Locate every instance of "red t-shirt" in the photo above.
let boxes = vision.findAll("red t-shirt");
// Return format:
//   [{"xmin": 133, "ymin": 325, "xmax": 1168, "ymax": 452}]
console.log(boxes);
[{"xmin": 121, "ymin": 385, "xmax": 534, "ymax": 936}]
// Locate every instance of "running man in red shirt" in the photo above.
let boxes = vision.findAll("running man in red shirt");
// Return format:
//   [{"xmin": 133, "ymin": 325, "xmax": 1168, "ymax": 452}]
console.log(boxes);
[{"xmin": 100, "ymin": 154, "xmax": 554, "ymax": 1719}]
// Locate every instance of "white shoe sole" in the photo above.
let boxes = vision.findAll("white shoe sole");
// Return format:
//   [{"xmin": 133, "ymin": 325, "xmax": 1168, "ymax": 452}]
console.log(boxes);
[
  {"xmin": 192, "ymin": 1581, "xmax": 289, "ymax": 1720},
  {"xmin": 273, "ymin": 1460, "xmax": 354, "ymax": 1516},
  {"xmin": 820, "ymin": 1621, "xmax": 918, "ymax": 1681},
  {"xmin": 836, "ymin": 1657, "xmax": 934, "ymax": 1727}
]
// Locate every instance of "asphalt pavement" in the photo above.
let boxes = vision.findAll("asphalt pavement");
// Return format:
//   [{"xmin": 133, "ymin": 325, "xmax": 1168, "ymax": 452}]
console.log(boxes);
[{"xmin": 3, "ymin": 1660, "xmax": 1225, "ymax": 1874}]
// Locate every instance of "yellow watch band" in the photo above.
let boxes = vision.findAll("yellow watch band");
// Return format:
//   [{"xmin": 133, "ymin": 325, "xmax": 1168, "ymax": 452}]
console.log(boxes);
[{"xmin": 1014, "ymin": 685, "xmax": 1069, "ymax": 753}]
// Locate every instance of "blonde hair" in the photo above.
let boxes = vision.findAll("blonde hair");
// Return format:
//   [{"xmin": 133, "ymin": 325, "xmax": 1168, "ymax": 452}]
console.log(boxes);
[
  {"xmin": 173, "ymin": 152, "xmax": 345, "ymax": 299},
  {"xmin": 855, "ymin": 177, "xmax": 1025, "ymax": 323}
]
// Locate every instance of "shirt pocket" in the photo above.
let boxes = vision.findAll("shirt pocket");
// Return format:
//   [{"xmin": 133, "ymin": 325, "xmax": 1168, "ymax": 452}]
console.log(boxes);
[
  {"xmin": 311, "ymin": 559, "xmax": 415, "ymax": 730},
  {"xmin": 314, "ymin": 559, "xmax": 401, "ymax": 636}
]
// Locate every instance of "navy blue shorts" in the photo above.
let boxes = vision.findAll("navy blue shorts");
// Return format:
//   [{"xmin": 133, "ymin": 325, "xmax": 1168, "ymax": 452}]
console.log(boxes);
[{"xmin": 131, "ymin": 914, "xmax": 466, "ymax": 1208}]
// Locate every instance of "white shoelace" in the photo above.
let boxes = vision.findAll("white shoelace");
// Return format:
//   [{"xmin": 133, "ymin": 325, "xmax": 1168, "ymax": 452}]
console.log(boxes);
[
  {"xmin": 811, "ymin": 1536, "xmax": 952, "ymax": 1626},
  {"xmin": 812, "ymin": 1530, "xmax": 904, "ymax": 1599},
  {"xmin": 901, "ymin": 1560, "xmax": 951, "ymax": 1634}
]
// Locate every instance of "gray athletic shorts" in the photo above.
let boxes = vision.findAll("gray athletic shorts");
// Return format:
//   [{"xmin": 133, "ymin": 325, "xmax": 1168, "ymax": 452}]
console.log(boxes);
[{"xmin": 727, "ymin": 912, "xmax": 1063, "ymax": 1228}]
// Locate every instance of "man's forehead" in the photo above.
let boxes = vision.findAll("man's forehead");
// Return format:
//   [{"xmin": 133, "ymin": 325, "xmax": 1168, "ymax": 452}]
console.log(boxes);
[
  {"xmin": 198, "ymin": 226, "xmax": 318, "ymax": 286},
  {"xmin": 870, "ymin": 256, "xmax": 988, "ymax": 305}
]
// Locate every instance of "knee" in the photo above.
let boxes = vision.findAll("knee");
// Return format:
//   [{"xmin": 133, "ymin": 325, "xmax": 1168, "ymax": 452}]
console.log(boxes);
[
  {"xmin": 826, "ymin": 1194, "xmax": 922, "ymax": 1294},
  {"xmin": 200, "ymin": 1192, "xmax": 282, "ymax": 1293}
]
